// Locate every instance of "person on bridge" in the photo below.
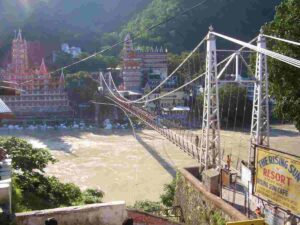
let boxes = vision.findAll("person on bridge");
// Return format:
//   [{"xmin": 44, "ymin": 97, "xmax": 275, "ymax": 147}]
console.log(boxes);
[
  {"xmin": 255, "ymin": 207, "xmax": 262, "ymax": 218},
  {"xmin": 195, "ymin": 135, "xmax": 199, "ymax": 148},
  {"xmin": 226, "ymin": 155, "xmax": 232, "ymax": 171}
]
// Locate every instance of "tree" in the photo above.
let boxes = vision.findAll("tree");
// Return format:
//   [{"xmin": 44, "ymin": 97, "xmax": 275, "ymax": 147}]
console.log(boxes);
[
  {"xmin": 0, "ymin": 137, "xmax": 56, "ymax": 173},
  {"xmin": 120, "ymin": 0, "xmax": 280, "ymax": 52},
  {"xmin": 0, "ymin": 137, "xmax": 103, "ymax": 213},
  {"xmin": 65, "ymin": 71, "xmax": 98, "ymax": 104},
  {"xmin": 264, "ymin": 0, "xmax": 300, "ymax": 130},
  {"xmin": 53, "ymin": 52, "xmax": 73, "ymax": 71}
]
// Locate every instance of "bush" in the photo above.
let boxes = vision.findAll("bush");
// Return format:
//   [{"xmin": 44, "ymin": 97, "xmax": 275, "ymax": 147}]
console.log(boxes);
[
  {"xmin": 13, "ymin": 172, "xmax": 83, "ymax": 211},
  {"xmin": 0, "ymin": 137, "xmax": 56, "ymax": 173},
  {"xmin": 160, "ymin": 178, "xmax": 176, "ymax": 207},
  {"xmin": 82, "ymin": 189, "xmax": 104, "ymax": 204},
  {"xmin": 132, "ymin": 177, "xmax": 177, "ymax": 215},
  {"xmin": 133, "ymin": 200, "xmax": 161, "ymax": 213}
]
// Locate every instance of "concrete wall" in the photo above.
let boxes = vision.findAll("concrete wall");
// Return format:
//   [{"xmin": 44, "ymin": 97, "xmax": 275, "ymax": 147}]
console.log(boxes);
[
  {"xmin": 128, "ymin": 209, "xmax": 183, "ymax": 225},
  {"xmin": 174, "ymin": 167, "xmax": 248, "ymax": 225},
  {"xmin": 16, "ymin": 201, "xmax": 127, "ymax": 225}
]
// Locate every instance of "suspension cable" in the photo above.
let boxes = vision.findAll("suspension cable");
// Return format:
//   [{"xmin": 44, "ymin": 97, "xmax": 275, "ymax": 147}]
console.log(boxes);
[
  {"xmin": 98, "ymin": 36, "xmax": 206, "ymax": 104},
  {"xmin": 123, "ymin": 36, "xmax": 207, "ymax": 103},
  {"xmin": 104, "ymin": 36, "xmax": 258, "ymax": 105},
  {"xmin": 233, "ymin": 86, "xmax": 240, "ymax": 131},
  {"xmin": 212, "ymin": 32, "xmax": 300, "ymax": 68},
  {"xmin": 103, "ymin": 69, "xmax": 206, "ymax": 104},
  {"xmin": 103, "ymin": 50, "xmax": 239, "ymax": 105},
  {"xmin": 239, "ymin": 54, "xmax": 255, "ymax": 77},
  {"xmin": 225, "ymin": 84, "xmax": 233, "ymax": 130},
  {"xmin": 263, "ymin": 34, "xmax": 300, "ymax": 46}
]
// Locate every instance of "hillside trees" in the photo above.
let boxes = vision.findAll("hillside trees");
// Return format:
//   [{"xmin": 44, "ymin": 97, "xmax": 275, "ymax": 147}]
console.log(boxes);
[
  {"xmin": 119, "ymin": 0, "xmax": 281, "ymax": 52},
  {"xmin": 64, "ymin": 71, "xmax": 98, "ymax": 117},
  {"xmin": 264, "ymin": 0, "xmax": 300, "ymax": 130},
  {"xmin": 0, "ymin": 0, "xmax": 150, "ymax": 51},
  {"xmin": 53, "ymin": 53, "xmax": 119, "ymax": 74},
  {"xmin": 65, "ymin": 71, "xmax": 98, "ymax": 104}
]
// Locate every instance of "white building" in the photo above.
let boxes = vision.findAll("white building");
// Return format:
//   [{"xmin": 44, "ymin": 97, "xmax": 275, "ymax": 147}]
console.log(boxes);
[
  {"xmin": 61, "ymin": 43, "xmax": 70, "ymax": 53},
  {"xmin": 61, "ymin": 43, "xmax": 82, "ymax": 58},
  {"xmin": 0, "ymin": 148, "xmax": 12, "ymax": 215},
  {"xmin": 69, "ymin": 47, "xmax": 82, "ymax": 58}
]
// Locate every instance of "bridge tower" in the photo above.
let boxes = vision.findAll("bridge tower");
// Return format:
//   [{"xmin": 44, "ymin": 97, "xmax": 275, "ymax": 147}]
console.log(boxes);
[
  {"xmin": 249, "ymin": 29, "xmax": 270, "ymax": 166},
  {"xmin": 200, "ymin": 26, "xmax": 221, "ymax": 170}
]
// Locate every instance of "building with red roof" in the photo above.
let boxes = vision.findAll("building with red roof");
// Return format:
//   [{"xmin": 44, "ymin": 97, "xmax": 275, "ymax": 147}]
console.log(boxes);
[{"xmin": 0, "ymin": 30, "xmax": 71, "ymax": 120}]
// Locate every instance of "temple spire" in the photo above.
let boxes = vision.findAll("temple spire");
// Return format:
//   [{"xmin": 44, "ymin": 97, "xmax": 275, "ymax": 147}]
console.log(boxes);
[
  {"xmin": 39, "ymin": 58, "xmax": 48, "ymax": 75},
  {"xmin": 124, "ymin": 33, "xmax": 133, "ymax": 52},
  {"xmin": 17, "ymin": 29, "xmax": 22, "ymax": 41},
  {"xmin": 11, "ymin": 28, "xmax": 28, "ymax": 74}
]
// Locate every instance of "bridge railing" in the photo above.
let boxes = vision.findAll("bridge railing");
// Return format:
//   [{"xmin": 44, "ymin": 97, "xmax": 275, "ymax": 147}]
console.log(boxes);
[{"xmin": 109, "ymin": 96, "xmax": 204, "ymax": 166}]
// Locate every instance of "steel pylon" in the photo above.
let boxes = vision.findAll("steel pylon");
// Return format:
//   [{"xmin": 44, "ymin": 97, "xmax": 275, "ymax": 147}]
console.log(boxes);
[
  {"xmin": 200, "ymin": 27, "xmax": 221, "ymax": 170},
  {"xmin": 249, "ymin": 30, "xmax": 270, "ymax": 166}
]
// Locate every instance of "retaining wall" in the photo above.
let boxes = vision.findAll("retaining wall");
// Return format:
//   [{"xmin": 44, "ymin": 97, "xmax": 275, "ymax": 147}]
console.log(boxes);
[
  {"xmin": 16, "ymin": 201, "xmax": 127, "ymax": 225},
  {"xmin": 174, "ymin": 167, "xmax": 248, "ymax": 225}
]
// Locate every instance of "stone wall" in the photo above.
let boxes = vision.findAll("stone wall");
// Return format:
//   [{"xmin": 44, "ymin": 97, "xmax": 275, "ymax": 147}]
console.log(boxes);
[
  {"xmin": 174, "ymin": 167, "xmax": 248, "ymax": 225},
  {"xmin": 128, "ymin": 209, "xmax": 183, "ymax": 225},
  {"xmin": 16, "ymin": 201, "xmax": 127, "ymax": 225}
]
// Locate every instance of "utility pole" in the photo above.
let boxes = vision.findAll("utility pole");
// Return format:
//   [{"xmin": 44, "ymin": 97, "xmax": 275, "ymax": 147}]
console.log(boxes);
[
  {"xmin": 201, "ymin": 26, "xmax": 221, "ymax": 170},
  {"xmin": 249, "ymin": 29, "xmax": 270, "ymax": 166}
]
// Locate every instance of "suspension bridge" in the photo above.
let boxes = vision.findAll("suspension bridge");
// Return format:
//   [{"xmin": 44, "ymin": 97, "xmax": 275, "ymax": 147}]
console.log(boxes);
[{"xmin": 95, "ymin": 26, "xmax": 300, "ymax": 173}]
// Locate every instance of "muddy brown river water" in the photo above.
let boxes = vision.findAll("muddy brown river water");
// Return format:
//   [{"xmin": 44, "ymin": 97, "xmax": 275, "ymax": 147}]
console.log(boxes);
[{"xmin": 0, "ymin": 124, "xmax": 298, "ymax": 205}]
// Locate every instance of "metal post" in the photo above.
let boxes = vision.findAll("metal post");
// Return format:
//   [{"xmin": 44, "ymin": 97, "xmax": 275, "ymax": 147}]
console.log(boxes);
[
  {"xmin": 108, "ymin": 72, "xmax": 112, "ymax": 90},
  {"xmin": 249, "ymin": 29, "xmax": 270, "ymax": 166},
  {"xmin": 99, "ymin": 71, "xmax": 103, "ymax": 88},
  {"xmin": 235, "ymin": 52, "xmax": 239, "ymax": 79},
  {"xmin": 200, "ymin": 26, "xmax": 221, "ymax": 170}
]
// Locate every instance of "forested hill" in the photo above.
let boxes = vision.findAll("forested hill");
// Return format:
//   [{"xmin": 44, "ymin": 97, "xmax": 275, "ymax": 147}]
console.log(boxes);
[
  {"xmin": 0, "ymin": 0, "xmax": 150, "ymax": 50},
  {"xmin": 0, "ymin": 0, "xmax": 281, "ymax": 53},
  {"xmin": 119, "ymin": 0, "xmax": 282, "ymax": 52}
]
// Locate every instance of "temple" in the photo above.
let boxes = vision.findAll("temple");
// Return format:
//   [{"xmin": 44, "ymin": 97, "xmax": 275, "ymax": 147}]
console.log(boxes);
[
  {"xmin": 122, "ymin": 34, "xmax": 168, "ymax": 92},
  {"xmin": 0, "ymin": 30, "xmax": 71, "ymax": 120}
]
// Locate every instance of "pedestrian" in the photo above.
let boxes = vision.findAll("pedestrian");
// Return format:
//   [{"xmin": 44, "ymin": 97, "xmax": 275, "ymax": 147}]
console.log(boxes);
[
  {"xmin": 226, "ymin": 154, "xmax": 231, "ymax": 171},
  {"xmin": 255, "ymin": 207, "xmax": 262, "ymax": 218},
  {"xmin": 195, "ymin": 135, "xmax": 199, "ymax": 148}
]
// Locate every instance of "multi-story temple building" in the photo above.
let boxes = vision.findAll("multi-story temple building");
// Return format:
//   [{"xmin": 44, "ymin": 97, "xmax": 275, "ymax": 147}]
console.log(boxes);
[
  {"xmin": 122, "ymin": 34, "xmax": 168, "ymax": 92},
  {"xmin": 0, "ymin": 30, "xmax": 71, "ymax": 120}
]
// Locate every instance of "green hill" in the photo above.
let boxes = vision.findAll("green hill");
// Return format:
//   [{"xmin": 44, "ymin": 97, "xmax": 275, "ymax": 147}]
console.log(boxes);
[
  {"xmin": 0, "ymin": 0, "xmax": 281, "ymax": 54},
  {"xmin": 119, "ymin": 0, "xmax": 282, "ymax": 52},
  {"xmin": 0, "ymin": 0, "xmax": 150, "ymax": 51}
]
